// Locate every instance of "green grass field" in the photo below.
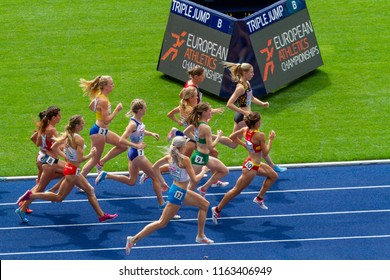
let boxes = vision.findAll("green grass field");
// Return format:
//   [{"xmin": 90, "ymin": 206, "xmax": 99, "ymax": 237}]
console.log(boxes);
[{"xmin": 0, "ymin": 0, "xmax": 389, "ymax": 177}]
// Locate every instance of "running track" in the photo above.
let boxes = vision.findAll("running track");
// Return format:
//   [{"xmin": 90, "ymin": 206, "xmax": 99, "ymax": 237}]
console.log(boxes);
[{"xmin": 1, "ymin": 160, "xmax": 390, "ymax": 260}]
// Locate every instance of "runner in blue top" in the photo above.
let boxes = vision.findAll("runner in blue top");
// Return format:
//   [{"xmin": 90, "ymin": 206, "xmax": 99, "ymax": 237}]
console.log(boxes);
[
  {"xmin": 125, "ymin": 136, "xmax": 213, "ymax": 255},
  {"xmin": 95, "ymin": 99, "xmax": 166, "ymax": 209}
]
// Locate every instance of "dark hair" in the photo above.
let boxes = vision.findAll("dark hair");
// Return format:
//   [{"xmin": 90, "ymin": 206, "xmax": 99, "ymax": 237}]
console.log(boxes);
[
  {"xmin": 188, "ymin": 66, "xmax": 204, "ymax": 77},
  {"xmin": 186, "ymin": 102, "xmax": 211, "ymax": 128},
  {"xmin": 244, "ymin": 112, "xmax": 261, "ymax": 129},
  {"xmin": 38, "ymin": 106, "xmax": 61, "ymax": 134}
]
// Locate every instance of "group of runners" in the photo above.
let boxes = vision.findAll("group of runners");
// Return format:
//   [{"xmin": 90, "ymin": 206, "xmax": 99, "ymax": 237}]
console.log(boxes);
[{"xmin": 15, "ymin": 63, "xmax": 287, "ymax": 255}]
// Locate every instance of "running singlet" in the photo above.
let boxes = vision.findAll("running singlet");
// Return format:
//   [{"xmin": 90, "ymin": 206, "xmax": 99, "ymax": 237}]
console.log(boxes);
[
  {"xmin": 236, "ymin": 81, "xmax": 253, "ymax": 107},
  {"xmin": 194, "ymin": 122, "xmax": 207, "ymax": 144},
  {"xmin": 41, "ymin": 134, "xmax": 54, "ymax": 151},
  {"xmin": 169, "ymin": 161, "xmax": 190, "ymax": 182},
  {"xmin": 184, "ymin": 81, "xmax": 202, "ymax": 104},
  {"xmin": 129, "ymin": 118, "xmax": 145, "ymax": 143},
  {"xmin": 95, "ymin": 94, "xmax": 111, "ymax": 121},
  {"xmin": 244, "ymin": 129, "xmax": 261, "ymax": 153}
]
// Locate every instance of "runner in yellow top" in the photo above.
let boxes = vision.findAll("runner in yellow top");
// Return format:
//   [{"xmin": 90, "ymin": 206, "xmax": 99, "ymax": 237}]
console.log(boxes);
[{"xmin": 79, "ymin": 75, "xmax": 127, "ymax": 177}]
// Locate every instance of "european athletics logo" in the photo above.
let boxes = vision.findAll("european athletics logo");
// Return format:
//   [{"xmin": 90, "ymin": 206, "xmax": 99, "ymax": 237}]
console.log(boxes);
[
  {"xmin": 161, "ymin": 31, "xmax": 188, "ymax": 61},
  {"xmin": 259, "ymin": 39, "xmax": 275, "ymax": 82}
]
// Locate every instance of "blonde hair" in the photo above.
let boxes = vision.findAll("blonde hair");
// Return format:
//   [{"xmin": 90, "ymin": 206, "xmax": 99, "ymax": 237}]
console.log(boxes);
[
  {"xmin": 169, "ymin": 136, "xmax": 186, "ymax": 166},
  {"xmin": 55, "ymin": 115, "xmax": 83, "ymax": 148},
  {"xmin": 222, "ymin": 62, "xmax": 253, "ymax": 82},
  {"xmin": 125, "ymin": 99, "xmax": 146, "ymax": 118},
  {"xmin": 79, "ymin": 75, "xmax": 112, "ymax": 99},
  {"xmin": 179, "ymin": 87, "xmax": 196, "ymax": 115}
]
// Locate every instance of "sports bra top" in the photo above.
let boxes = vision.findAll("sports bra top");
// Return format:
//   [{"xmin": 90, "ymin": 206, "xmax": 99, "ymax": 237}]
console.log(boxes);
[
  {"xmin": 64, "ymin": 134, "xmax": 84, "ymax": 162},
  {"xmin": 129, "ymin": 118, "xmax": 145, "ymax": 143},
  {"xmin": 169, "ymin": 161, "xmax": 190, "ymax": 182},
  {"xmin": 95, "ymin": 94, "xmax": 111, "ymax": 121},
  {"xmin": 244, "ymin": 129, "xmax": 261, "ymax": 153},
  {"xmin": 236, "ymin": 81, "xmax": 253, "ymax": 108}
]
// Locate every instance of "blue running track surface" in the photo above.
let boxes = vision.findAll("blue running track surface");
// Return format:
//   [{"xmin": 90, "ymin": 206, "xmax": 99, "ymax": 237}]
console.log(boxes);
[{"xmin": 1, "ymin": 161, "xmax": 390, "ymax": 260}]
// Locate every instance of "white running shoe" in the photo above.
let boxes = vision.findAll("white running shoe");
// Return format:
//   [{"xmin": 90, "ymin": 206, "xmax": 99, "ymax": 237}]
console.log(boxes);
[
  {"xmin": 96, "ymin": 161, "xmax": 103, "ymax": 174},
  {"xmin": 125, "ymin": 236, "xmax": 135, "ymax": 255},
  {"xmin": 172, "ymin": 214, "xmax": 181, "ymax": 220},
  {"xmin": 211, "ymin": 180, "xmax": 229, "ymax": 188},
  {"xmin": 253, "ymin": 197, "xmax": 268, "ymax": 210},
  {"xmin": 195, "ymin": 235, "xmax": 214, "ymax": 244},
  {"xmin": 197, "ymin": 186, "xmax": 206, "ymax": 197},
  {"xmin": 139, "ymin": 172, "xmax": 150, "ymax": 185},
  {"xmin": 211, "ymin": 206, "xmax": 220, "ymax": 225}
]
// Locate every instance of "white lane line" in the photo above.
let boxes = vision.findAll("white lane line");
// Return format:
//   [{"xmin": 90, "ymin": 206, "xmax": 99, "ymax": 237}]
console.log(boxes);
[
  {"xmin": 1, "ymin": 208, "xmax": 390, "ymax": 231},
  {"xmin": 1, "ymin": 233, "xmax": 390, "ymax": 257},
  {"xmin": 2, "ymin": 184, "xmax": 390, "ymax": 206}
]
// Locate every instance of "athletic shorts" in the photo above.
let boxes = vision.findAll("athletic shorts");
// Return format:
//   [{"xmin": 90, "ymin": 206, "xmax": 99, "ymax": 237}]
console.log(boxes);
[
  {"xmin": 63, "ymin": 162, "xmax": 80, "ymax": 176},
  {"xmin": 36, "ymin": 151, "xmax": 46, "ymax": 163},
  {"xmin": 127, "ymin": 147, "xmax": 145, "ymax": 161},
  {"xmin": 167, "ymin": 184, "xmax": 187, "ymax": 206},
  {"xmin": 42, "ymin": 154, "xmax": 59, "ymax": 166},
  {"xmin": 190, "ymin": 150, "xmax": 209, "ymax": 166},
  {"xmin": 89, "ymin": 123, "xmax": 108, "ymax": 136},
  {"xmin": 234, "ymin": 111, "xmax": 245, "ymax": 124},
  {"xmin": 242, "ymin": 157, "xmax": 260, "ymax": 171}
]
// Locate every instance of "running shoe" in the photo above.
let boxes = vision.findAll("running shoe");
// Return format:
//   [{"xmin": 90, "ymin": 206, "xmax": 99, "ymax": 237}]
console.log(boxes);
[
  {"xmin": 195, "ymin": 235, "xmax": 214, "ymax": 244},
  {"xmin": 211, "ymin": 206, "xmax": 220, "ymax": 225},
  {"xmin": 273, "ymin": 165, "xmax": 287, "ymax": 172},
  {"xmin": 167, "ymin": 127, "xmax": 178, "ymax": 142},
  {"xmin": 253, "ymin": 197, "xmax": 268, "ymax": 210},
  {"xmin": 98, "ymin": 213, "xmax": 118, "ymax": 222},
  {"xmin": 16, "ymin": 190, "xmax": 32, "ymax": 204},
  {"xmin": 197, "ymin": 186, "xmax": 206, "ymax": 197},
  {"xmin": 125, "ymin": 236, "xmax": 135, "ymax": 255},
  {"xmin": 158, "ymin": 201, "xmax": 167, "ymax": 210},
  {"xmin": 95, "ymin": 171, "xmax": 107, "ymax": 186},
  {"xmin": 172, "ymin": 214, "xmax": 181, "ymax": 220},
  {"xmin": 211, "ymin": 180, "xmax": 229, "ymax": 188},
  {"xmin": 18, "ymin": 201, "xmax": 33, "ymax": 214},
  {"xmin": 96, "ymin": 161, "xmax": 103, "ymax": 174},
  {"xmin": 15, "ymin": 208, "xmax": 29, "ymax": 223},
  {"xmin": 139, "ymin": 172, "xmax": 150, "ymax": 185}
]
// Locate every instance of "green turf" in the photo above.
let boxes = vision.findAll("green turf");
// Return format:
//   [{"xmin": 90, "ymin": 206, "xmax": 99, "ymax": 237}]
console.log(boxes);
[{"xmin": 0, "ymin": 0, "xmax": 389, "ymax": 177}]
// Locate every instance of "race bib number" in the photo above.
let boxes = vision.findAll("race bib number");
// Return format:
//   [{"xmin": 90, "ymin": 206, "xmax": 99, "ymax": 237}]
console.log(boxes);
[
  {"xmin": 194, "ymin": 155, "xmax": 204, "ymax": 164},
  {"xmin": 98, "ymin": 127, "xmax": 108, "ymax": 135},
  {"xmin": 244, "ymin": 160, "xmax": 254, "ymax": 170},
  {"xmin": 46, "ymin": 156, "xmax": 55, "ymax": 166},
  {"xmin": 38, "ymin": 155, "xmax": 46, "ymax": 163},
  {"xmin": 137, "ymin": 149, "xmax": 144, "ymax": 156},
  {"xmin": 174, "ymin": 190, "xmax": 184, "ymax": 200}
]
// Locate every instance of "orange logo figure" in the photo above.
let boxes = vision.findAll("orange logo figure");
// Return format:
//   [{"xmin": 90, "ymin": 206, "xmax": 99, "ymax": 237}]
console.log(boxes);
[
  {"xmin": 260, "ymin": 39, "xmax": 275, "ymax": 82},
  {"xmin": 161, "ymin": 31, "xmax": 188, "ymax": 61}
]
